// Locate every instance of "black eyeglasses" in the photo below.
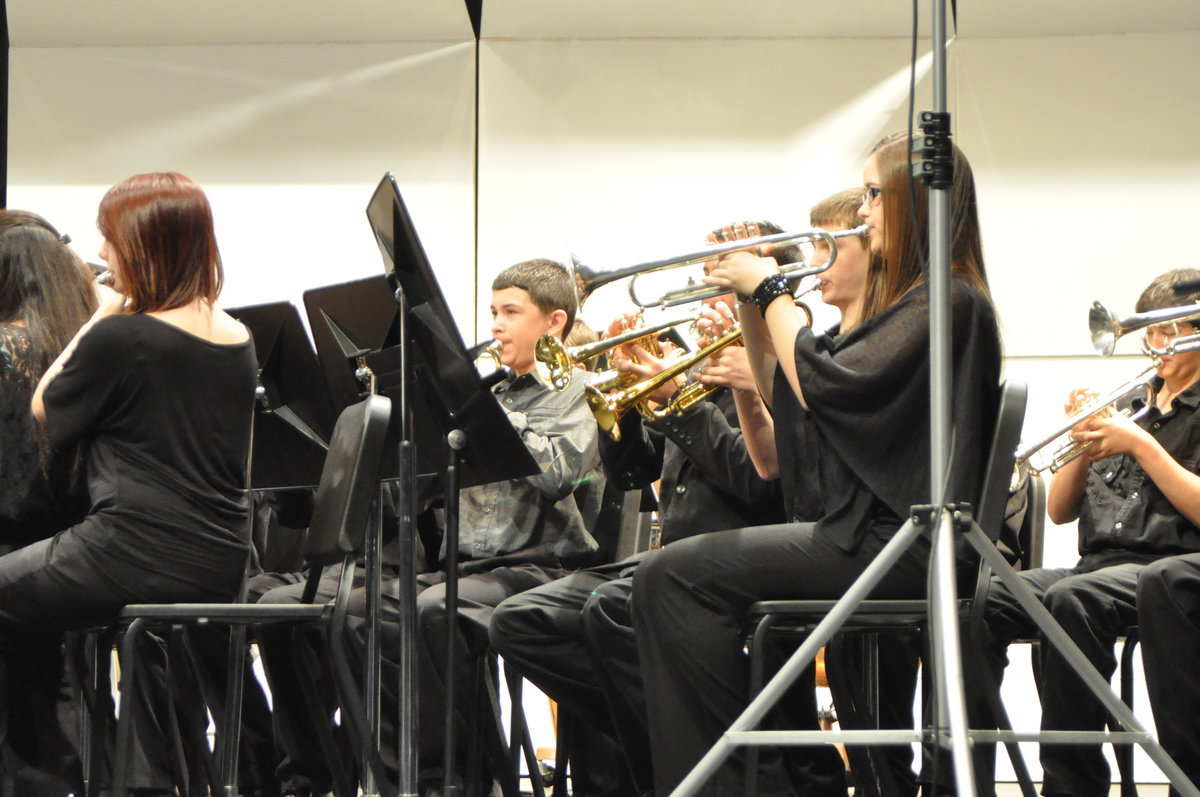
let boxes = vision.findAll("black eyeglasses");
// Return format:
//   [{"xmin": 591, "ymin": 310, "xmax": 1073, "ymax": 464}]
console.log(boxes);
[{"xmin": 862, "ymin": 186, "xmax": 883, "ymax": 206}]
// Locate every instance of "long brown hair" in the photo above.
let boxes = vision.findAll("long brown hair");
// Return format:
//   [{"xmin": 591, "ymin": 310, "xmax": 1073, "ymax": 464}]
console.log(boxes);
[
  {"xmin": 0, "ymin": 210, "xmax": 96, "ymax": 372},
  {"xmin": 861, "ymin": 132, "xmax": 992, "ymax": 322},
  {"xmin": 97, "ymin": 172, "xmax": 223, "ymax": 313}
]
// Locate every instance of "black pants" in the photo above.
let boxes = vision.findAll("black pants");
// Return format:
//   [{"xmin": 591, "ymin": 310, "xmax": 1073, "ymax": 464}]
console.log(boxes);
[
  {"xmin": 1137, "ymin": 554, "xmax": 1200, "ymax": 797},
  {"xmin": 348, "ymin": 561, "xmax": 569, "ymax": 788},
  {"xmin": 261, "ymin": 559, "xmax": 569, "ymax": 792},
  {"xmin": 489, "ymin": 553, "xmax": 651, "ymax": 796},
  {"xmin": 0, "ymin": 529, "xmax": 240, "ymax": 794},
  {"xmin": 632, "ymin": 522, "xmax": 931, "ymax": 797},
  {"xmin": 969, "ymin": 561, "xmax": 1143, "ymax": 796}
]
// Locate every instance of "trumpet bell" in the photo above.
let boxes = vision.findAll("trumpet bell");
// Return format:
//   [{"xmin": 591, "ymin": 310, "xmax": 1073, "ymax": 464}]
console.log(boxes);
[
  {"xmin": 585, "ymin": 384, "xmax": 621, "ymax": 441},
  {"xmin": 1089, "ymin": 299, "xmax": 1200, "ymax": 357},
  {"xmin": 1089, "ymin": 302, "xmax": 1121, "ymax": 357}
]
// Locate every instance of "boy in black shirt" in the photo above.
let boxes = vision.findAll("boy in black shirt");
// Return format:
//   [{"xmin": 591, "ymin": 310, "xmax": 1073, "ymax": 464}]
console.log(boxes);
[{"xmin": 976, "ymin": 268, "xmax": 1200, "ymax": 796}]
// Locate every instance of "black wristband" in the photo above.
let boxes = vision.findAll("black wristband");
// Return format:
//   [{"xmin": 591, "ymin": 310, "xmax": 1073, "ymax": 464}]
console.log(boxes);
[{"xmin": 751, "ymin": 272, "xmax": 792, "ymax": 315}]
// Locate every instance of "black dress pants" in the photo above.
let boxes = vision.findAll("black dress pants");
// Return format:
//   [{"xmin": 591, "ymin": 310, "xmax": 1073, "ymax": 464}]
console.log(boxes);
[
  {"xmin": 1137, "ymin": 554, "xmax": 1200, "ymax": 797},
  {"xmin": 632, "ymin": 522, "xmax": 931, "ymax": 797},
  {"xmin": 489, "ymin": 554, "xmax": 650, "ymax": 795},
  {"xmin": 344, "ymin": 561, "xmax": 569, "ymax": 790},
  {"xmin": 0, "ymin": 530, "xmax": 241, "ymax": 794}
]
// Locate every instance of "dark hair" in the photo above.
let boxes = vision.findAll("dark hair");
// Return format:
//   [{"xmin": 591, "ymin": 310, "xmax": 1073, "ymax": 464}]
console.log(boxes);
[
  {"xmin": 862, "ymin": 132, "xmax": 993, "ymax": 322},
  {"xmin": 0, "ymin": 210, "xmax": 96, "ymax": 373},
  {"xmin": 810, "ymin": 189, "xmax": 869, "ymax": 245},
  {"xmin": 491, "ymin": 258, "xmax": 577, "ymax": 333},
  {"xmin": 1136, "ymin": 268, "xmax": 1200, "ymax": 314},
  {"xmin": 97, "ymin": 172, "xmax": 223, "ymax": 313}
]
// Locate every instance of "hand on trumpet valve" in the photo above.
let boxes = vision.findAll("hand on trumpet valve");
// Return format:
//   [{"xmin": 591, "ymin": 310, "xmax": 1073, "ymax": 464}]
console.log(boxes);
[
  {"xmin": 611, "ymin": 340, "xmax": 690, "ymax": 405},
  {"xmin": 704, "ymin": 250, "xmax": 780, "ymax": 298},
  {"xmin": 709, "ymin": 221, "xmax": 766, "ymax": 248},
  {"xmin": 1068, "ymin": 411, "xmax": 1150, "ymax": 463},
  {"xmin": 694, "ymin": 301, "xmax": 737, "ymax": 347},
  {"xmin": 1063, "ymin": 388, "xmax": 1101, "ymax": 418},
  {"xmin": 604, "ymin": 312, "xmax": 645, "ymax": 364},
  {"xmin": 693, "ymin": 344, "xmax": 757, "ymax": 394}
]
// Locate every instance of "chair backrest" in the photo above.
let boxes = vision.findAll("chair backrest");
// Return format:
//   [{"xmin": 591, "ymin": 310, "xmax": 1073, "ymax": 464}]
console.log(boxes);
[
  {"xmin": 1022, "ymin": 468, "xmax": 1047, "ymax": 570},
  {"xmin": 974, "ymin": 380, "xmax": 1029, "ymax": 542},
  {"xmin": 302, "ymin": 394, "xmax": 392, "ymax": 567}
]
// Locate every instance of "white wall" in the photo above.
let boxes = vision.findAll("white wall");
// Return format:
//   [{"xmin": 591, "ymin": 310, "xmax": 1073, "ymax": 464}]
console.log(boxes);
[
  {"xmin": 10, "ymin": 25, "xmax": 1200, "ymax": 785},
  {"xmin": 7, "ymin": 41, "xmax": 478, "ymax": 332}
]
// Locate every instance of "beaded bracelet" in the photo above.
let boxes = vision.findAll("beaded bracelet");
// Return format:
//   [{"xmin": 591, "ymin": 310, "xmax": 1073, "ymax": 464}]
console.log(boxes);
[{"xmin": 751, "ymin": 272, "xmax": 792, "ymax": 315}]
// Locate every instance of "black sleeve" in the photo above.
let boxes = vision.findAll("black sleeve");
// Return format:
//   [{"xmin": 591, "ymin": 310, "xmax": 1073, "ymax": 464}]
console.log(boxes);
[
  {"xmin": 648, "ymin": 392, "xmax": 777, "ymax": 506},
  {"xmin": 598, "ymin": 410, "xmax": 666, "ymax": 491},
  {"xmin": 792, "ymin": 281, "xmax": 1001, "ymax": 516},
  {"xmin": 42, "ymin": 317, "xmax": 136, "ymax": 452}
]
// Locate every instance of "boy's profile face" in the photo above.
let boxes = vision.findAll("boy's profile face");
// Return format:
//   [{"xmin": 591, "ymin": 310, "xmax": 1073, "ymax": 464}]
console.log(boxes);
[
  {"xmin": 1148, "ymin": 321, "xmax": 1200, "ymax": 385},
  {"xmin": 812, "ymin": 228, "xmax": 869, "ymax": 314},
  {"xmin": 490, "ymin": 286, "xmax": 565, "ymax": 375}
]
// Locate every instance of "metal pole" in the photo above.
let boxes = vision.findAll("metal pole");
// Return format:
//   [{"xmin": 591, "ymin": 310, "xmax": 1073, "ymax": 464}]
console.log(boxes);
[{"xmin": 395, "ymin": 286, "xmax": 419, "ymax": 797}]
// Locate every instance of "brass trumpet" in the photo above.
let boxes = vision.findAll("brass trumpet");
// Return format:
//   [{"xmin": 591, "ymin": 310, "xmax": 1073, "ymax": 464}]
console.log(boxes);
[
  {"xmin": 571, "ymin": 225, "xmax": 867, "ymax": 309},
  {"xmin": 1089, "ymin": 300, "xmax": 1200, "ymax": 356},
  {"xmin": 1014, "ymin": 366, "xmax": 1157, "ymax": 473},
  {"xmin": 473, "ymin": 340, "xmax": 504, "ymax": 377},
  {"xmin": 535, "ymin": 315, "xmax": 693, "ymax": 391},
  {"xmin": 586, "ymin": 325, "xmax": 743, "ymax": 441}
]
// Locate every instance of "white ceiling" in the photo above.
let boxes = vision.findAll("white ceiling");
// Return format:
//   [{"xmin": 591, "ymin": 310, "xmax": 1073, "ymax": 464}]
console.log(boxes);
[{"xmin": 8, "ymin": 0, "xmax": 1200, "ymax": 47}]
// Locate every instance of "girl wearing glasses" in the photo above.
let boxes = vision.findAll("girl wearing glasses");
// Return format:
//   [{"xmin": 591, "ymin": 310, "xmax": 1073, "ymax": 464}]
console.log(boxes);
[{"xmin": 632, "ymin": 132, "xmax": 1001, "ymax": 796}]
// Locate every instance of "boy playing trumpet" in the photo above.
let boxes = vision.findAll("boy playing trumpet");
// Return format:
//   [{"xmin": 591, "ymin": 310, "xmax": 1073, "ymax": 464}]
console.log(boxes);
[{"xmin": 973, "ymin": 268, "xmax": 1200, "ymax": 796}]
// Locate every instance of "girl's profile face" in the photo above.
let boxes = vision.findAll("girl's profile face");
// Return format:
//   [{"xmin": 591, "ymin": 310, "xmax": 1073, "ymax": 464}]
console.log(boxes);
[
  {"xmin": 859, "ymin": 153, "xmax": 885, "ymax": 256},
  {"xmin": 98, "ymin": 239, "xmax": 125, "ymax": 292}
]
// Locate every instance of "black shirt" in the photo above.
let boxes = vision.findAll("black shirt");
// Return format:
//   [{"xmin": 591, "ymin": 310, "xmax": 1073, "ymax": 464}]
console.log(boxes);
[
  {"xmin": 775, "ymin": 278, "xmax": 1002, "ymax": 552},
  {"xmin": 43, "ymin": 314, "xmax": 256, "ymax": 595},
  {"xmin": 598, "ymin": 389, "xmax": 784, "ymax": 546},
  {"xmin": 1077, "ymin": 375, "xmax": 1200, "ymax": 566}
]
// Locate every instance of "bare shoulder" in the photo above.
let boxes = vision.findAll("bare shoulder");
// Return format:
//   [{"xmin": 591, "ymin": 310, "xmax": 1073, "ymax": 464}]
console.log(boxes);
[{"xmin": 209, "ymin": 309, "xmax": 251, "ymax": 345}]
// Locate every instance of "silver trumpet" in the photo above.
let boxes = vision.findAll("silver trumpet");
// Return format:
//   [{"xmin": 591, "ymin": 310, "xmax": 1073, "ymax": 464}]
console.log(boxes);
[
  {"xmin": 1014, "ymin": 365, "xmax": 1157, "ymax": 474},
  {"xmin": 1089, "ymin": 300, "xmax": 1200, "ymax": 356},
  {"xmin": 570, "ymin": 225, "xmax": 867, "ymax": 310}
]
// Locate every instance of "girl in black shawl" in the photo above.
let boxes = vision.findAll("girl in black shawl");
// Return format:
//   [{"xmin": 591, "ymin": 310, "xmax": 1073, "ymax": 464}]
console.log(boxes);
[{"xmin": 631, "ymin": 135, "xmax": 1002, "ymax": 796}]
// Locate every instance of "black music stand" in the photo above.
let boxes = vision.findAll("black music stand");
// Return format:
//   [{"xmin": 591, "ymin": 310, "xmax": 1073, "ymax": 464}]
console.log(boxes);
[
  {"xmin": 227, "ymin": 301, "xmax": 338, "ymax": 490},
  {"xmin": 301, "ymin": 173, "xmax": 537, "ymax": 797}
]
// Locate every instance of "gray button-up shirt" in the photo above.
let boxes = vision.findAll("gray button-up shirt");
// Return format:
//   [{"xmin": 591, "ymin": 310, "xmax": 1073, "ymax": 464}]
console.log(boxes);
[{"xmin": 455, "ymin": 369, "xmax": 604, "ymax": 561}]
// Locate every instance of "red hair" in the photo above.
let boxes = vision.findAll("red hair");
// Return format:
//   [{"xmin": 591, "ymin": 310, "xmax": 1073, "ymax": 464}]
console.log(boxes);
[{"xmin": 97, "ymin": 172, "xmax": 223, "ymax": 312}]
